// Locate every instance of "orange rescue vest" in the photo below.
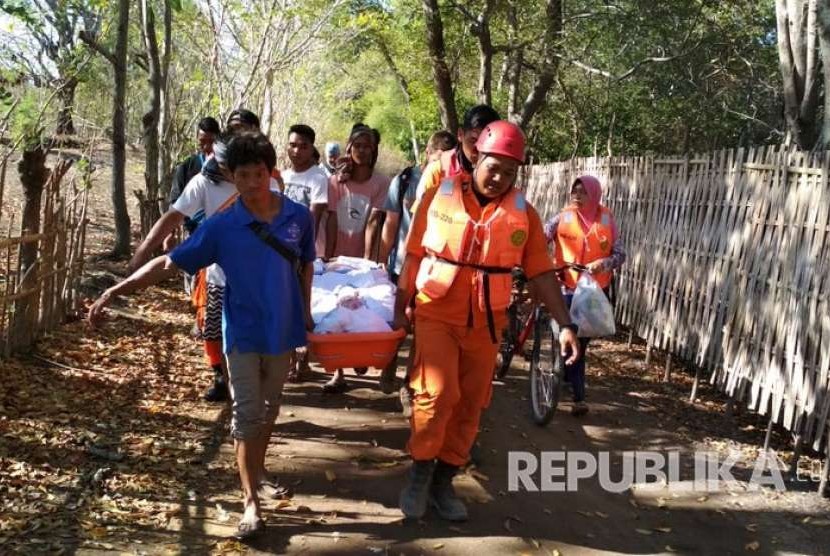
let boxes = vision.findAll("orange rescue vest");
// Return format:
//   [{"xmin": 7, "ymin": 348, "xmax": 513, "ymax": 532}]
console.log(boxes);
[
  {"xmin": 553, "ymin": 206, "xmax": 614, "ymax": 289},
  {"xmin": 416, "ymin": 177, "xmax": 529, "ymax": 339},
  {"xmin": 439, "ymin": 148, "xmax": 463, "ymax": 179}
]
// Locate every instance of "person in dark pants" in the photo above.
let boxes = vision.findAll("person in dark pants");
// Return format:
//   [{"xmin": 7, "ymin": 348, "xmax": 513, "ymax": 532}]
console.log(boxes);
[{"xmin": 545, "ymin": 176, "xmax": 626, "ymax": 416}]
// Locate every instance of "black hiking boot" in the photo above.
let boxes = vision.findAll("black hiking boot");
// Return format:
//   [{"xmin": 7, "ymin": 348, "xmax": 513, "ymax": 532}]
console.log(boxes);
[
  {"xmin": 203, "ymin": 364, "xmax": 229, "ymax": 402},
  {"xmin": 399, "ymin": 459, "xmax": 436, "ymax": 519},
  {"xmin": 429, "ymin": 460, "xmax": 468, "ymax": 521}
]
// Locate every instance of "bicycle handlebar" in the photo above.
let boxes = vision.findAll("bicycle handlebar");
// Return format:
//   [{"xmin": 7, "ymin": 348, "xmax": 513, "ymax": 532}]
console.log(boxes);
[{"xmin": 553, "ymin": 263, "xmax": 591, "ymax": 273}]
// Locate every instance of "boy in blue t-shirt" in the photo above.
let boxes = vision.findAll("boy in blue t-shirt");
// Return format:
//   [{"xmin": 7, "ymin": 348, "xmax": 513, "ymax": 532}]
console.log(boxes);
[{"xmin": 88, "ymin": 132, "xmax": 315, "ymax": 540}]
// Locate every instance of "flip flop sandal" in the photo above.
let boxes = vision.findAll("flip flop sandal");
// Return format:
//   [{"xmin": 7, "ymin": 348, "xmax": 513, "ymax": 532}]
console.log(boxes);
[
  {"xmin": 234, "ymin": 517, "xmax": 265, "ymax": 540},
  {"xmin": 259, "ymin": 479, "xmax": 291, "ymax": 499}
]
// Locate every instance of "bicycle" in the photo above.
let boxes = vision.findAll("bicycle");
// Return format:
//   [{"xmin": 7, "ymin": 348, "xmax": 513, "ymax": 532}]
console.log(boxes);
[{"xmin": 494, "ymin": 264, "xmax": 588, "ymax": 425}]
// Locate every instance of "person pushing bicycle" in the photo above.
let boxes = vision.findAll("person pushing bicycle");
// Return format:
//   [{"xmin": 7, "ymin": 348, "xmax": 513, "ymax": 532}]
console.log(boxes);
[{"xmin": 544, "ymin": 175, "xmax": 627, "ymax": 416}]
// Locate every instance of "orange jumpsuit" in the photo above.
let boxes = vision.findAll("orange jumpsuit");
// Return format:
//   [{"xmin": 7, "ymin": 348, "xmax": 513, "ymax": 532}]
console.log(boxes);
[{"xmin": 405, "ymin": 178, "xmax": 554, "ymax": 465}]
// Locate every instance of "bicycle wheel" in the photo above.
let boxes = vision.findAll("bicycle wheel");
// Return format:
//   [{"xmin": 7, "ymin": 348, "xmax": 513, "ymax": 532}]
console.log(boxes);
[
  {"xmin": 528, "ymin": 312, "xmax": 563, "ymax": 426},
  {"xmin": 494, "ymin": 299, "xmax": 519, "ymax": 379}
]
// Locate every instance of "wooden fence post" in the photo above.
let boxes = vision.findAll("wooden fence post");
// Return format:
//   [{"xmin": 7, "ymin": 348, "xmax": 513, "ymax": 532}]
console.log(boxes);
[
  {"xmin": 819, "ymin": 428, "xmax": 829, "ymax": 498},
  {"xmin": 763, "ymin": 415, "xmax": 774, "ymax": 453},
  {"xmin": 690, "ymin": 365, "xmax": 701, "ymax": 402}
]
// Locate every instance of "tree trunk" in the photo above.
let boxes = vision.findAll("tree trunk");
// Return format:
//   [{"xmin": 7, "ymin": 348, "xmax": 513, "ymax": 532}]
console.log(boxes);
[
  {"xmin": 776, "ymin": 0, "xmax": 821, "ymax": 150},
  {"xmin": 55, "ymin": 78, "xmax": 78, "ymax": 136},
  {"xmin": 474, "ymin": 0, "xmax": 495, "ymax": 105},
  {"xmin": 140, "ymin": 0, "xmax": 162, "ymax": 237},
  {"xmin": 515, "ymin": 0, "xmax": 563, "ymax": 129},
  {"xmin": 817, "ymin": 0, "xmax": 830, "ymax": 147},
  {"xmin": 111, "ymin": 0, "xmax": 132, "ymax": 257},
  {"xmin": 261, "ymin": 68, "xmax": 275, "ymax": 137},
  {"xmin": 422, "ymin": 0, "xmax": 459, "ymax": 131},
  {"xmin": 505, "ymin": 2, "xmax": 523, "ymax": 120},
  {"xmin": 13, "ymin": 144, "xmax": 48, "ymax": 349},
  {"xmin": 157, "ymin": 0, "xmax": 173, "ymax": 202}
]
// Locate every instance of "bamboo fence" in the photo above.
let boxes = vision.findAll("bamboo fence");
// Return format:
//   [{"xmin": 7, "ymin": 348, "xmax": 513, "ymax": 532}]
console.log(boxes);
[
  {"xmin": 0, "ymin": 152, "xmax": 89, "ymax": 357},
  {"xmin": 522, "ymin": 146, "xmax": 830, "ymax": 452}
]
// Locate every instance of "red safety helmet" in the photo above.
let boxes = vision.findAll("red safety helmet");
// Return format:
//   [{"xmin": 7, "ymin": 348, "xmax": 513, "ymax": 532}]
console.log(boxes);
[{"xmin": 475, "ymin": 120, "xmax": 526, "ymax": 163}]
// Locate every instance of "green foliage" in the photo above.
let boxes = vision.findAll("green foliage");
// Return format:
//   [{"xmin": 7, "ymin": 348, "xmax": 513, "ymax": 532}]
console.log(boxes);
[
  {"xmin": 8, "ymin": 89, "xmax": 45, "ymax": 148},
  {"xmin": 2, "ymin": 0, "xmax": 787, "ymax": 166},
  {"xmin": 0, "ymin": 0, "xmax": 38, "ymax": 26}
]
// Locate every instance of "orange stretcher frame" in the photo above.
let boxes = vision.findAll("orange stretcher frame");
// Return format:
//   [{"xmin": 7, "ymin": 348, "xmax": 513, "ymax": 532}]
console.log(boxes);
[{"xmin": 307, "ymin": 329, "xmax": 406, "ymax": 372}]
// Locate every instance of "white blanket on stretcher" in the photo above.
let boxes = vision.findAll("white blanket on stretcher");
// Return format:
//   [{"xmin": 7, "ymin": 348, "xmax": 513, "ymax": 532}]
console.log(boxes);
[{"xmin": 311, "ymin": 257, "xmax": 396, "ymax": 334}]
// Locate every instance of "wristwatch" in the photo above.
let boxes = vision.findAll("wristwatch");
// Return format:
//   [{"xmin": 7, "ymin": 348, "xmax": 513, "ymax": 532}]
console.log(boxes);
[{"xmin": 561, "ymin": 323, "xmax": 579, "ymax": 336}]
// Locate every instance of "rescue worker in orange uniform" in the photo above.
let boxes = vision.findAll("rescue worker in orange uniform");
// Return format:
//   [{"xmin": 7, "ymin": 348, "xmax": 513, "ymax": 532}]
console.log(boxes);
[
  {"xmin": 393, "ymin": 121, "xmax": 581, "ymax": 521},
  {"xmin": 545, "ymin": 176, "xmax": 626, "ymax": 416}
]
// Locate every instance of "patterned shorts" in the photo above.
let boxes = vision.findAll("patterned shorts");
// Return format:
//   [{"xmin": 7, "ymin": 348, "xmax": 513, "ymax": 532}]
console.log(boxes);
[{"xmin": 203, "ymin": 283, "xmax": 224, "ymax": 342}]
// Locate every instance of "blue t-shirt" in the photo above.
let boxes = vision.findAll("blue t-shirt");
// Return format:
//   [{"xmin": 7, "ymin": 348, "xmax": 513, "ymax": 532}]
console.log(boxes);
[
  {"xmin": 383, "ymin": 166, "xmax": 421, "ymax": 275},
  {"xmin": 170, "ymin": 193, "xmax": 315, "ymax": 355}
]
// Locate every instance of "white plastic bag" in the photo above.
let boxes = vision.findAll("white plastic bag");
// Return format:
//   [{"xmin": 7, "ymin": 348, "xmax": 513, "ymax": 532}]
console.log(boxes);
[{"xmin": 569, "ymin": 274, "xmax": 616, "ymax": 338}]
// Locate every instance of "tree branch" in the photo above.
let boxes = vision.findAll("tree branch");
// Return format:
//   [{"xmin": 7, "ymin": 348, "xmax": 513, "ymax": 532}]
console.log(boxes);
[
  {"xmin": 78, "ymin": 30, "xmax": 115, "ymax": 65},
  {"xmin": 558, "ymin": 41, "xmax": 702, "ymax": 82}
]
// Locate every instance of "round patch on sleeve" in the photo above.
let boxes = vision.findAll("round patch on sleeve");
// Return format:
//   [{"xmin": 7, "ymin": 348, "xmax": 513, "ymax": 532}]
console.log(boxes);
[{"xmin": 510, "ymin": 229, "xmax": 527, "ymax": 246}]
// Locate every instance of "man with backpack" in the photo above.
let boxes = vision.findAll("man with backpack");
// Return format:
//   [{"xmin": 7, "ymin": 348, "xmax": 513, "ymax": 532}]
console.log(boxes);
[{"xmin": 377, "ymin": 131, "xmax": 458, "ymax": 401}]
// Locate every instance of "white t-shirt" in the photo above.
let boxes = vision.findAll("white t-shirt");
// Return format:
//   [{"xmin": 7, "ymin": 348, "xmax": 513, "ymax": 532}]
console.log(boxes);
[
  {"xmin": 282, "ymin": 166, "xmax": 328, "ymax": 208},
  {"xmin": 172, "ymin": 174, "xmax": 280, "ymax": 286}
]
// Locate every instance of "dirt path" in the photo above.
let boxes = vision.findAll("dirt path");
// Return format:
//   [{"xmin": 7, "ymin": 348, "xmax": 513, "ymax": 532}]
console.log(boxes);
[{"xmin": 1, "ymin": 278, "xmax": 829, "ymax": 555}]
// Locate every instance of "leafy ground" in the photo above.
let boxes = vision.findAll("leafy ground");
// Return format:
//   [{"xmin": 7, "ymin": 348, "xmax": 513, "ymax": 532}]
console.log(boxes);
[
  {"xmin": 1, "ymin": 277, "xmax": 829, "ymax": 555},
  {"xmin": 1, "ymin": 147, "xmax": 829, "ymax": 554}
]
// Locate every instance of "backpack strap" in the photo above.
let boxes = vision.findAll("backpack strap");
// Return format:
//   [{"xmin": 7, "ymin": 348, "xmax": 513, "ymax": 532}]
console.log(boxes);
[
  {"xmin": 397, "ymin": 166, "xmax": 414, "ymax": 213},
  {"xmin": 246, "ymin": 221, "xmax": 301, "ymax": 274}
]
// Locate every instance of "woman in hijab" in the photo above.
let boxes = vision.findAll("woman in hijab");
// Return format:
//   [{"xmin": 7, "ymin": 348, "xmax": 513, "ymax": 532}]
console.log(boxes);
[{"xmin": 544, "ymin": 176, "xmax": 626, "ymax": 416}]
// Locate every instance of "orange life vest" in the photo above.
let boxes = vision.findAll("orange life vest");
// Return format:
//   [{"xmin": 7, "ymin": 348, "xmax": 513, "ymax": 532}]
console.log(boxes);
[
  {"xmin": 416, "ymin": 177, "xmax": 529, "ymax": 339},
  {"xmin": 553, "ymin": 206, "xmax": 614, "ymax": 289}
]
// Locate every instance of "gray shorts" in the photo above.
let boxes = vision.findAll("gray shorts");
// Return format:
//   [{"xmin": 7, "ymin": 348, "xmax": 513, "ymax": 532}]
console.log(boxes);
[{"xmin": 226, "ymin": 349, "xmax": 291, "ymax": 440}]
